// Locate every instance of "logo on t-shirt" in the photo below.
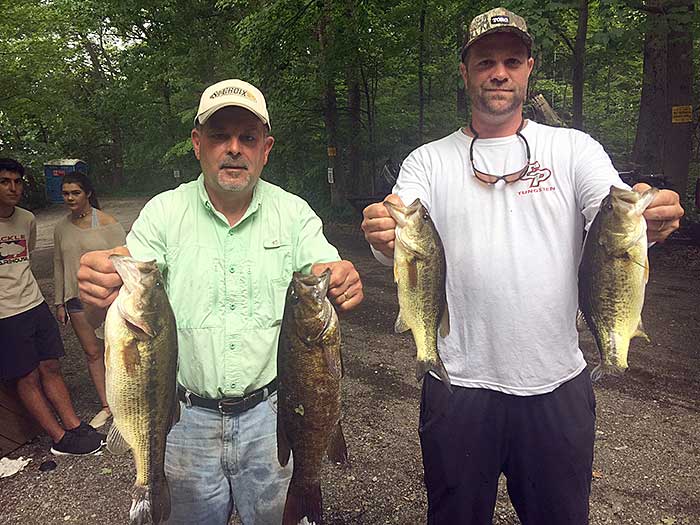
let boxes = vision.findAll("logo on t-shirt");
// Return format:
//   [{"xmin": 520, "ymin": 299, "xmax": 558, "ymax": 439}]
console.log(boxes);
[
  {"xmin": 0, "ymin": 237, "xmax": 28, "ymax": 265},
  {"xmin": 518, "ymin": 161, "xmax": 556, "ymax": 196}
]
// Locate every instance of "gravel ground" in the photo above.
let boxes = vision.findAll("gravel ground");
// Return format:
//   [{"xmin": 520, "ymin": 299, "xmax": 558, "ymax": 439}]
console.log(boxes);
[{"xmin": 0, "ymin": 198, "xmax": 698, "ymax": 525}]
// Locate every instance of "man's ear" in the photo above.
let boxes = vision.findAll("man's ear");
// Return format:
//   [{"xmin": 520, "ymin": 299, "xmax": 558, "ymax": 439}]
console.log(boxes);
[
  {"xmin": 191, "ymin": 127, "xmax": 201, "ymax": 160},
  {"xmin": 459, "ymin": 62, "xmax": 469, "ymax": 88}
]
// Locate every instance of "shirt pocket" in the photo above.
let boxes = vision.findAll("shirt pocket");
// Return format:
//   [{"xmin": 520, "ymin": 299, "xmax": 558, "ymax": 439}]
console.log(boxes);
[{"xmin": 261, "ymin": 237, "xmax": 293, "ymax": 326}]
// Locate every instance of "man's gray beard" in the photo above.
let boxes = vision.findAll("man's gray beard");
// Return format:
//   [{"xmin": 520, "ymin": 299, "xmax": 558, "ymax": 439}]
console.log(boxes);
[{"xmin": 218, "ymin": 174, "xmax": 251, "ymax": 192}]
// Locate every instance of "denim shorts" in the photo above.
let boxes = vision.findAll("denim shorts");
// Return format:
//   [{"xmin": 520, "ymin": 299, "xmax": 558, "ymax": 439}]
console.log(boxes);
[
  {"xmin": 64, "ymin": 297, "xmax": 84, "ymax": 313},
  {"xmin": 0, "ymin": 302, "xmax": 65, "ymax": 381}
]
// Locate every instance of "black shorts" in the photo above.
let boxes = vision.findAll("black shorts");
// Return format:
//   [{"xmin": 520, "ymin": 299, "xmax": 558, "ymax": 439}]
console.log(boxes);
[
  {"xmin": 0, "ymin": 302, "xmax": 65, "ymax": 381},
  {"xmin": 419, "ymin": 369, "xmax": 596, "ymax": 525}
]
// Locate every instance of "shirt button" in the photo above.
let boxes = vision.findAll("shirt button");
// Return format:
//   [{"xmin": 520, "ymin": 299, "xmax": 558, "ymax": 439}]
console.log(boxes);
[
  {"xmin": 230, "ymin": 304, "xmax": 235, "ymax": 310},
  {"xmin": 230, "ymin": 383, "xmax": 236, "ymax": 388},
  {"xmin": 229, "ymin": 266, "xmax": 235, "ymax": 273},
  {"xmin": 228, "ymin": 230, "xmax": 234, "ymax": 236},
  {"xmin": 229, "ymin": 343, "xmax": 235, "ymax": 350}
]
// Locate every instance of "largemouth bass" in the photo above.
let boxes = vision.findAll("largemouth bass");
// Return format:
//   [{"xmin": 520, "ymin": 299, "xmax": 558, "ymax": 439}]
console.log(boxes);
[
  {"xmin": 579, "ymin": 185, "xmax": 657, "ymax": 380},
  {"xmin": 104, "ymin": 255, "xmax": 178, "ymax": 525},
  {"xmin": 384, "ymin": 198, "xmax": 451, "ymax": 390},
  {"xmin": 277, "ymin": 269, "xmax": 348, "ymax": 525}
]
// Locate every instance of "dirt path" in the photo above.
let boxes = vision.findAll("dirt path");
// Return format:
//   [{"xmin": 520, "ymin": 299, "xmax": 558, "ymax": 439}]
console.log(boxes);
[{"xmin": 1, "ymin": 197, "xmax": 698, "ymax": 525}]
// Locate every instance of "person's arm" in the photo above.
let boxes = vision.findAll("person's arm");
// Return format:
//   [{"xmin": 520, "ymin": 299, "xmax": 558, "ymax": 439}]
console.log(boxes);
[
  {"xmin": 293, "ymin": 200, "xmax": 363, "ymax": 312},
  {"xmin": 573, "ymin": 132, "xmax": 684, "ymax": 241},
  {"xmin": 53, "ymin": 226, "xmax": 67, "ymax": 324},
  {"xmin": 361, "ymin": 147, "xmax": 430, "ymax": 262}
]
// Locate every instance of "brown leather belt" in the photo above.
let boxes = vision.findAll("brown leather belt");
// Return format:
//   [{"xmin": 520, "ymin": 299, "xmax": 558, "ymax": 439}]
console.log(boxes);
[{"xmin": 177, "ymin": 378, "xmax": 277, "ymax": 415}]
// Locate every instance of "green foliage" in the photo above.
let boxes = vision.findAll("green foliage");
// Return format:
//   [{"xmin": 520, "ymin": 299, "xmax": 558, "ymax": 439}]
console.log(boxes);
[{"xmin": 0, "ymin": 0, "xmax": 698, "ymax": 215}]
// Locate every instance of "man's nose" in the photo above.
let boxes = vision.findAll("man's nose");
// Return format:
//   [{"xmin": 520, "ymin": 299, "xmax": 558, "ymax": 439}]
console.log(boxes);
[
  {"xmin": 226, "ymin": 137, "xmax": 242, "ymax": 155},
  {"xmin": 9, "ymin": 181, "xmax": 21, "ymax": 193},
  {"xmin": 490, "ymin": 63, "xmax": 509, "ymax": 82}
]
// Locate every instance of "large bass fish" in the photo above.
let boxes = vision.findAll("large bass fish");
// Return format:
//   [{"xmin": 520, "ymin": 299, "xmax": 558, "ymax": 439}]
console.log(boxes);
[
  {"xmin": 579, "ymin": 185, "xmax": 657, "ymax": 380},
  {"xmin": 384, "ymin": 198, "xmax": 451, "ymax": 390},
  {"xmin": 277, "ymin": 269, "xmax": 348, "ymax": 525},
  {"xmin": 104, "ymin": 255, "xmax": 178, "ymax": 525}
]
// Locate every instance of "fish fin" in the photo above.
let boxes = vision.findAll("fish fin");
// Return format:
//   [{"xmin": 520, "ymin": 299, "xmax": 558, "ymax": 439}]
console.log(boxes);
[
  {"xmin": 283, "ymin": 480, "xmax": 322, "ymax": 525},
  {"xmin": 324, "ymin": 346, "xmax": 342, "ymax": 380},
  {"xmin": 129, "ymin": 479, "xmax": 171, "ymax": 525},
  {"xmin": 416, "ymin": 358, "xmax": 452, "ymax": 393},
  {"xmin": 576, "ymin": 309, "xmax": 588, "ymax": 332},
  {"xmin": 407, "ymin": 258, "xmax": 418, "ymax": 288},
  {"xmin": 169, "ymin": 393, "xmax": 181, "ymax": 431},
  {"xmin": 644, "ymin": 255, "xmax": 649, "ymax": 284},
  {"xmin": 633, "ymin": 319, "xmax": 650, "ymax": 342},
  {"xmin": 277, "ymin": 414, "xmax": 292, "ymax": 467},
  {"xmin": 326, "ymin": 422, "xmax": 349, "ymax": 465},
  {"xmin": 394, "ymin": 310, "xmax": 410, "ymax": 333},
  {"xmin": 106, "ymin": 424, "xmax": 130, "ymax": 455},
  {"xmin": 590, "ymin": 362, "xmax": 627, "ymax": 382},
  {"xmin": 438, "ymin": 304, "xmax": 450, "ymax": 338}
]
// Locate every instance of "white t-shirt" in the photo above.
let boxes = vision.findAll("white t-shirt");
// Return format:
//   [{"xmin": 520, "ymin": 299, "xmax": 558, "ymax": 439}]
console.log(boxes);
[{"xmin": 380, "ymin": 120, "xmax": 626, "ymax": 395}]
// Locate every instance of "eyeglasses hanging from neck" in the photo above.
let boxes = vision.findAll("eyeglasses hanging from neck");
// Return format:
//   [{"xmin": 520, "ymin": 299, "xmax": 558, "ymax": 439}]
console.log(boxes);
[{"xmin": 469, "ymin": 119, "xmax": 531, "ymax": 185}]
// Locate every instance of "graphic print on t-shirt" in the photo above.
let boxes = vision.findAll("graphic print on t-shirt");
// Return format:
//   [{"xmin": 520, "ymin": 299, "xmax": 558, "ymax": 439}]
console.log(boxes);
[
  {"xmin": 0, "ymin": 236, "xmax": 28, "ymax": 265},
  {"xmin": 518, "ymin": 161, "xmax": 556, "ymax": 196}
]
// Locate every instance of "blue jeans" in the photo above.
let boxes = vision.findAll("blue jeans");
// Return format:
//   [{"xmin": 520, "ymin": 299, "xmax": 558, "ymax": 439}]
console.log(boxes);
[{"xmin": 164, "ymin": 391, "xmax": 292, "ymax": 525}]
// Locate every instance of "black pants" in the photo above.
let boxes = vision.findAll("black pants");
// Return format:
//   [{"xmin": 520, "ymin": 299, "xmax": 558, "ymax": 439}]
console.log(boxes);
[{"xmin": 419, "ymin": 370, "xmax": 596, "ymax": 525}]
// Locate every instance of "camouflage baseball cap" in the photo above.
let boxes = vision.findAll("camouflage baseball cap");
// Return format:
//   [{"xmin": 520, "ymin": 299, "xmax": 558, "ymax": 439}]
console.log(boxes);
[{"xmin": 461, "ymin": 7, "xmax": 533, "ymax": 61}]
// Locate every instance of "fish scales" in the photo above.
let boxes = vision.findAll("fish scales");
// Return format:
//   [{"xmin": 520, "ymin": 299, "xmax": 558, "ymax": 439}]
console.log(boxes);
[
  {"xmin": 384, "ymin": 198, "xmax": 451, "ymax": 389},
  {"xmin": 578, "ymin": 186, "xmax": 656, "ymax": 379},
  {"xmin": 277, "ymin": 270, "xmax": 347, "ymax": 525},
  {"xmin": 104, "ymin": 256, "xmax": 178, "ymax": 525}
]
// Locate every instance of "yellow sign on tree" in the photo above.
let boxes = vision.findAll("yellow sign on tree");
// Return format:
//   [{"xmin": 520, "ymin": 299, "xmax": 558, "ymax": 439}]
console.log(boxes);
[{"xmin": 671, "ymin": 105, "xmax": 692, "ymax": 124}]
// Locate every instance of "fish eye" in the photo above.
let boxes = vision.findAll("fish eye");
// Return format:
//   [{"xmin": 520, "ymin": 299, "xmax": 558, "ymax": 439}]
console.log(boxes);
[
  {"xmin": 422, "ymin": 211, "xmax": 429, "ymax": 221},
  {"xmin": 290, "ymin": 290, "xmax": 300, "ymax": 305},
  {"xmin": 155, "ymin": 280, "xmax": 162, "ymax": 288}
]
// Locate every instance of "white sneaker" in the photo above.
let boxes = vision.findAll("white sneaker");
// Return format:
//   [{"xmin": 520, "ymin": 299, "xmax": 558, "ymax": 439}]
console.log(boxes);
[{"xmin": 89, "ymin": 408, "xmax": 112, "ymax": 429}]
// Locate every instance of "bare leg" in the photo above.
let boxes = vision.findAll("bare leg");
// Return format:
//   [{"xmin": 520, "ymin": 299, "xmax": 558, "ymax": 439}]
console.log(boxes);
[
  {"xmin": 37, "ymin": 359, "xmax": 81, "ymax": 431},
  {"xmin": 15, "ymin": 368, "xmax": 66, "ymax": 443},
  {"xmin": 70, "ymin": 312, "xmax": 109, "ymax": 412}
]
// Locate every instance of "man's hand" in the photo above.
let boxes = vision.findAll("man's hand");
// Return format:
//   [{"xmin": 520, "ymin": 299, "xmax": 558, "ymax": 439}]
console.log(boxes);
[
  {"xmin": 77, "ymin": 246, "xmax": 131, "ymax": 308},
  {"xmin": 55, "ymin": 304, "xmax": 68, "ymax": 325},
  {"xmin": 361, "ymin": 194, "xmax": 403, "ymax": 258},
  {"xmin": 633, "ymin": 183, "xmax": 684, "ymax": 243},
  {"xmin": 311, "ymin": 260, "xmax": 363, "ymax": 313}
]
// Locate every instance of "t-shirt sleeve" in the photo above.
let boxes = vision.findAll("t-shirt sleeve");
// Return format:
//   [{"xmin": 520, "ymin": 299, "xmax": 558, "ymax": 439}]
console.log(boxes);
[
  {"xmin": 126, "ymin": 196, "xmax": 168, "ymax": 273},
  {"xmin": 293, "ymin": 200, "xmax": 340, "ymax": 274},
  {"xmin": 573, "ymin": 132, "xmax": 629, "ymax": 230},
  {"xmin": 29, "ymin": 215, "xmax": 37, "ymax": 253},
  {"xmin": 393, "ymin": 146, "xmax": 432, "ymax": 210}
]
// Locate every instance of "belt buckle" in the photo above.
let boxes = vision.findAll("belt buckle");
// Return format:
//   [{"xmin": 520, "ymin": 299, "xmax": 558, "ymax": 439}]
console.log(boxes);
[{"xmin": 218, "ymin": 397, "xmax": 245, "ymax": 415}]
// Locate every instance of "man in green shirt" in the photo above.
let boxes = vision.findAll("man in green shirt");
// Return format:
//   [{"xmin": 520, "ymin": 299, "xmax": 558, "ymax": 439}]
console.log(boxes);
[{"xmin": 78, "ymin": 79, "xmax": 363, "ymax": 524}]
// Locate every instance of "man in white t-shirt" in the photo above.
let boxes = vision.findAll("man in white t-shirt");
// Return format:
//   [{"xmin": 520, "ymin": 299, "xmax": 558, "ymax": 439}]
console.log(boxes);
[{"xmin": 361, "ymin": 8, "xmax": 684, "ymax": 525}]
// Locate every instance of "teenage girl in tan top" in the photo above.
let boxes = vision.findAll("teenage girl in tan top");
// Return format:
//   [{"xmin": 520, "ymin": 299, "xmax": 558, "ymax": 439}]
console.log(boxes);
[{"xmin": 53, "ymin": 172, "xmax": 126, "ymax": 429}]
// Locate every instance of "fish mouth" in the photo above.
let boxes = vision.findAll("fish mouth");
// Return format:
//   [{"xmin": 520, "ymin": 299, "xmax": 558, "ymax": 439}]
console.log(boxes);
[
  {"xmin": 292, "ymin": 269, "xmax": 331, "ymax": 298},
  {"xmin": 609, "ymin": 185, "xmax": 658, "ymax": 215},
  {"xmin": 110, "ymin": 255, "xmax": 157, "ymax": 293},
  {"xmin": 384, "ymin": 198, "xmax": 423, "ymax": 226}
]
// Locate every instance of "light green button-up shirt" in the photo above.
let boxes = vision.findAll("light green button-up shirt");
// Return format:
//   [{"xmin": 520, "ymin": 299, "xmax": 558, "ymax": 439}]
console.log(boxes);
[{"xmin": 126, "ymin": 175, "xmax": 339, "ymax": 398}]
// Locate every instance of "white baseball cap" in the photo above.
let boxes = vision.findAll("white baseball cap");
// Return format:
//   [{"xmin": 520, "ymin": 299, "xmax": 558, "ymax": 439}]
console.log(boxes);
[{"xmin": 194, "ymin": 79, "xmax": 271, "ymax": 130}]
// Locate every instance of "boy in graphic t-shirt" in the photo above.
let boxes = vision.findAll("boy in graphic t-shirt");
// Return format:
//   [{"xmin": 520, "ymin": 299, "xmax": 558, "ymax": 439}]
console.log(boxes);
[{"xmin": 0, "ymin": 157, "xmax": 104, "ymax": 456}]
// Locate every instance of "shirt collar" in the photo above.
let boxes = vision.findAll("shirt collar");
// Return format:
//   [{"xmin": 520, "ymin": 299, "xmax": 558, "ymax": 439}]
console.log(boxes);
[{"xmin": 196, "ymin": 174, "xmax": 264, "ymax": 225}]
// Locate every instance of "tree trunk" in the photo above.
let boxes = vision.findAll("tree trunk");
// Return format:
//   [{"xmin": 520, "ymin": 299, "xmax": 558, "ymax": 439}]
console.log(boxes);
[
  {"xmin": 456, "ymin": 17, "xmax": 467, "ymax": 119},
  {"xmin": 317, "ymin": 1, "xmax": 343, "ymax": 207},
  {"xmin": 418, "ymin": 1, "xmax": 426, "ymax": 144},
  {"xmin": 663, "ymin": 0, "xmax": 693, "ymax": 194},
  {"xmin": 632, "ymin": 0, "xmax": 667, "ymax": 173},
  {"xmin": 571, "ymin": 0, "xmax": 589, "ymax": 130},
  {"xmin": 345, "ymin": 0, "xmax": 363, "ymax": 196}
]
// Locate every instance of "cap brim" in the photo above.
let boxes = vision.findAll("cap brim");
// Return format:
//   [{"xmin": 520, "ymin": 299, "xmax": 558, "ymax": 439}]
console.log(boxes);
[
  {"xmin": 461, "ymin": 27, "xmax": 532, "ymax": 60},
  {"xmin": 194, "ymin": 101, "xmax": 270, "ymax": 129}
]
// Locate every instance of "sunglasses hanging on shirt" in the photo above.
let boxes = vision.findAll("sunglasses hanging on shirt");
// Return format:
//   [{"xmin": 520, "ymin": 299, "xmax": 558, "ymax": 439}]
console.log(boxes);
[{"xmin": 469, "ymin": 119, "xmax": 532, "ymax": 185}]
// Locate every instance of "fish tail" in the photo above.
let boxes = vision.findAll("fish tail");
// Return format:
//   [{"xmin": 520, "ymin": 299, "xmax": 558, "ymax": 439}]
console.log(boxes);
[
  {"xmin": 416, "ymin": 357, "xmax": 452, "ymax": 393},
  {"xmin": 129, "ymin": 478, "xmax": 171, "ymax": 525},
  {"xmin": 590, "ymin": 362, "xmax": 627, "ymax": 382},
  {"xmin": 282, "ymin": 479, "xmax": 322, "ymax": 525}
]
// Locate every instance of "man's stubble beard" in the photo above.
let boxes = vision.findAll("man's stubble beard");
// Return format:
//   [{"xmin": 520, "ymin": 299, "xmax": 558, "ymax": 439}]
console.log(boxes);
[{"xmin": 470, "ymin": 83, "xmax": 526, "ymax": 117}]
